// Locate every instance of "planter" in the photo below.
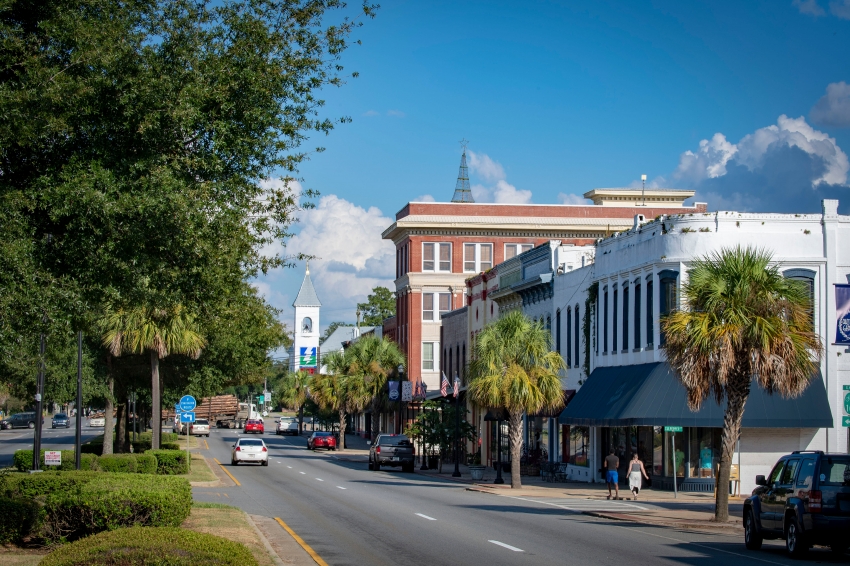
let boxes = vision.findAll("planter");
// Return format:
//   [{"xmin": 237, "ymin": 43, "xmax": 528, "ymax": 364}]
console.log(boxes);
[{"xmin": 469, "ymin": 465, "xmax": 486, "ymax": 481}]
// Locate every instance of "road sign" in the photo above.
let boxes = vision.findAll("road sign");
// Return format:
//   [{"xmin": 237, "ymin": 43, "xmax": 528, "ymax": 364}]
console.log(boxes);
[
  {"xmin": 180, "ymin": 412, "xmax": 195, "ymax": 423},
  {"xmin": 843, "ymin": 416, "xmax": 850, "ymax": 427},
  {"xmin": 664, "ymin": 426, "xmax": 683, "ymax": 432},
  {"xmin": 264, "ymin": 392, "xmax": 271, "ymax": 403},
  {"xmin": 844, "ymin": 385, "xmax": 850, "ymax": 391},
  {"xmin": 845, "ymin": 392, "xmax": 850, "ymax": 415},
  {"xmin": 44, "ymin": 451, "xmax": 61, "ymax": 466},
  {"xmin": 179, "ymin": 395, "xmax": 197, "ymax": 412}
]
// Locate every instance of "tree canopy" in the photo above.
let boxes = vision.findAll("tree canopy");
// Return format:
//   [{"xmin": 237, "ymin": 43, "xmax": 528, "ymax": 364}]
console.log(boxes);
[{"xmin": 357, "ymin": 287, "xmax": 395, "ymax": 326}]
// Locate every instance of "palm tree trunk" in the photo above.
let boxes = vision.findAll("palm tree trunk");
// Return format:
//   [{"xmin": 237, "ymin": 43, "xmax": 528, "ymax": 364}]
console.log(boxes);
[
  {"xmin": 115, "ymin": 403, "xmax": 126, "ymax": 453},
  {"xmin": 338, "ymin": 409, "xmax": 347, "ymax": 452},
  {"xmin": 370, "ymin": 398, "xmax": 380, "ymax": 441},
  {"xmin": 298, "ymin": 404, "xmax": 304, "ymax": 435},
  {"xmin": 715, "ymin": 375, "xmax": 750, "ymax": 522},
  {"xmin": 151, "ymin": 350, "xmax": 161, "ymax": 450},
  {"xmin": 508, "ymin": 409, "xmax": 524, "ymax": 489},
  {"xmin": 102, "ymin": 355, "xmax": 115, "ymax": 455}
]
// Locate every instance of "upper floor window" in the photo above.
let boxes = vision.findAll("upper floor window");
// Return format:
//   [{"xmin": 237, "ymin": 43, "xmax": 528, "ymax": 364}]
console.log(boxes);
[
  {"xmin": 422, "ymin": 342, "xmax": 437, "ymax": 371},
  {"xmin": 784, "ymin": 269, "xmax": 816, "ymax": 330},
  {"xmin": 622, "ymin": 285, "xmax": 629, "ymax": 351},
  {"xmin": 464, "ymin": 243, "xmax": 493, "ymax": 273},
  {"xmin": 423, "ymin": 292, "xmax": 451, "ymax": 321},
  {"xmin": 659, "ymin": 270, "xmax": 679, "ymax": 346},
  {"xmin": 423, "ymin": 242, "xmax": 451, "ymax": 272},
  {"xmin": 505, "ymin": 243, "xmax": 533, "ymax": 260},
  {"xmin": 574, "ymin": 304, "xmax": 581, "ymax": 367}
]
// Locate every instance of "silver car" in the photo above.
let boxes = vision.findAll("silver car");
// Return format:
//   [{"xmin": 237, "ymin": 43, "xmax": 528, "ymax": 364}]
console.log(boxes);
[
  {"xmin": 189, "ymin": 419, "xmax": 210, "ymax": 437},
  {"xmin": 231, "ymin": 438, "xmax": 268, "ymax": 466},
  {"xmin": 276, "ymin": 417, "xmax": 299, "ymax": 436}
]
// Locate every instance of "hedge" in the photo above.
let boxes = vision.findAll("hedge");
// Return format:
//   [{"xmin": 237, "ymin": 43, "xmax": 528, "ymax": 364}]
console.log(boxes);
[
  {"xmin": 148, "ymin": 450, "xmax": 189, "ymax": 475},
  {"xmin": 13, "ymin": 450, "xmax": 98, "ymax": 472},
  {"xmin": 96, "ymin": 454, "xmax": 137, "ymax": 474},
  {"xmin": 81, "ymin": 431, "xmax": 180, "ymax": 456},
  {"xmin": 135, "ymin": 454, "xmax": 157, "ymax": 475},
  {"xmin": 40, "ymin": 526, "xmax": 258, "ymax": 566},
  {"xmin": 0, "ymin": 497, "xmax": 41, "ymax": 544},
  {"xmin": 0, "ymin": 472, "xmax": 192, "ymax": 544}
]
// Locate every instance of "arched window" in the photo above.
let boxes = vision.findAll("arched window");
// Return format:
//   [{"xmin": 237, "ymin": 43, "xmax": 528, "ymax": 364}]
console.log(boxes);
[
  {"xmin": 565, "ymin": 308, "xmax": 570, "ymax": 365},
  {"xmin": 622, "ymin": 284, "xmax": 629, "ymax": 351},
  {"xmin": 556, "ymin": 309, "xmax": 562, "ymax": 355},
  {"xmin": 784, "ymin": 268, "xmax": 816, "ymax": 330},
  {"xmin": 546, "ymin": 315, "xmax": 551, "ymax": 332},
  {"xmin": 301, "ymin": 317, "xmax": 312, "ymax": 334},
  {"xmin": 575, "ymin": 304, "xmax": 580, "ymax": 367},
  {"xmin": 658, "ymin": 270, "xmax": 679, "ymax": 346},
  {"xmin": 646, "ymin": 276, "xmax": 654, "ymax": 348},
  {"xmin": 603, "ymin": 287, "xmax": 609, "ymax": 354},
  {"xmin": 612, "ymin": 286, "xmax": 618, "ymax": 353},
  {"xmin": 634, "ymin": 280, "xmax": 641, "ymax": 349}
]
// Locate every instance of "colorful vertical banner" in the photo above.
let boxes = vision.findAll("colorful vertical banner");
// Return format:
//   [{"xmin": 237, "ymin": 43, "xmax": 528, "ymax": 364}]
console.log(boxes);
[
  {"xmin": 388, "ymin": 380, "xmax": 400, "ymax": 401},
  {"xmin": 401, "ymin": 381, "xmax": 413, "ymax": 402},
  {"xmin": 836, "ymin": 285, "xmax": 850, "ymax": 344},
  {"xmin": 299, "ymin": 346, "xmax": 317, "ymax": 367}
]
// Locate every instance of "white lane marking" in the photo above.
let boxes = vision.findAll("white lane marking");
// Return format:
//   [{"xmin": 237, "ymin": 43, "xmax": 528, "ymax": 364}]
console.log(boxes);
[
  {"xmin": 415, "ymin": 513, "xmax": 436, "ymax": 521},
  {"xmin": 287, "ymin": 466, "xmax": 292, "ymax": 469},
  {"xmin": 336, "ymin": 486, "xmax": 346, "ymax": 490},
  {"xmin": 507, "ymin": 495, "xmax": 648, "ymax": 512},
  {"xmin": 316, "ymin": 478, "xmax": 324, "ymax": 482},
  {"xmin": 488, "ymin": 540, "xmax": 523, "ymax": 552},
  {"xmin": 299, "ymin": 471, "xmax": 306, "ymax": 475}
]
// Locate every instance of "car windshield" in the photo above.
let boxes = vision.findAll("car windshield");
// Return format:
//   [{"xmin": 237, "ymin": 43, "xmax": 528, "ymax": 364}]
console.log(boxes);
[
  {"xmin": 314, "ymin": 432, "xmax": 332, "ymax": 437},
  {"xmin": 820, "ymin": 456, "xmax": 850, "ymax": 486},
  {"xmin": 195, "ymin": 419, "xmax": 208, "ymax": 425},
  {"xmin": 239, "ymin": 439, "xmax": 264, "ymax": 447},
  {"xmin": 382, "ymin": 435, "xmax": 411, "ymax": 446},
  {"xmin": 280, "ymin": 418, "xmax": 296, "ymax": 422},
  {"xmin": 54, "ymin": 414, "xmax": 67, "ymax": 419}
]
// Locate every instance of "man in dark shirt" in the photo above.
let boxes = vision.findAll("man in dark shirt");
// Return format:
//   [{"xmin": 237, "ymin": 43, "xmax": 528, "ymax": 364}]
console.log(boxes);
[{"xmin": 604, "ymin": 448, "xmax": 620, "ymax": 500}]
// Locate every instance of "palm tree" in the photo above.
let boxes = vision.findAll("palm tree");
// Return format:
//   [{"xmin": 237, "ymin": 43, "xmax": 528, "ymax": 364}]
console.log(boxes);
[
  {"xmin": 346, "ymin": 335, "xmax": 406, "ymax": 441},
  {"xmin": 310, "ymin": 351, "xmax": 369, "ymax": 451},
  {"xmin": 662, "ymin": 246, "xmax": 822, "ymax": 522},
  {"xmin": 278, "ymin": 370, "xmax": 312, "ymax": 433},
  {"xmin": 100, "ymin": 304, "xmax": 206, "ymax": 450},
  {"xmin": 467, "ymin": 310, "xmax": 566, "ymax": 488}
]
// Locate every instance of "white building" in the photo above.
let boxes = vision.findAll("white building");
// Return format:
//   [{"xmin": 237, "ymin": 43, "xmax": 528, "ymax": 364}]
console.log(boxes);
[
  {"xmin": 289, "ymin": 265, "xmax": 321, "ymax": 374},
  {"xmin": 553, "ymin": 201, "xmax": 848, "ymax": 494}
]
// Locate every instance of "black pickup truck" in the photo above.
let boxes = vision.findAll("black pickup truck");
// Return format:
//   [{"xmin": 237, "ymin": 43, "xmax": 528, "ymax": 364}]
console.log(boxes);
[{"xmin": 369, "ymin": 434, "xmax": 415, "ymax": 473}]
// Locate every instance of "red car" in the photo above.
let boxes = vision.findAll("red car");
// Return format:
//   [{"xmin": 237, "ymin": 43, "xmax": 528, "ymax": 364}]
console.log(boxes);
[
  {"xmin": 307, "ymin": 431, "xmax": 337, "ymax": 451},
  {"xmin": 244, "ymin": 419, "xmax": 264, "ymax": 434}
]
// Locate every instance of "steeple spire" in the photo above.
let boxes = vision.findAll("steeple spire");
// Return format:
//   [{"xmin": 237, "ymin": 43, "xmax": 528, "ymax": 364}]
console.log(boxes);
[{"xmin": 451, "ymin": 138, "xmax": 474, "ymax": 203}]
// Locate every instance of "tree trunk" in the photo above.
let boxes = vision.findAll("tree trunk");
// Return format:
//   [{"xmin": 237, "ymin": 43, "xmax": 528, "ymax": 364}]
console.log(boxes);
[
  {"xmin": 102, "ymin": 355, "xmax": 115, "ymax": 455},
  {"xmin": 508, "ymin": 409, "xmax": 524, "ymax": 489},
  {"xmin": 151, "ymin": 350, "xmax": 161, "ymax": 450},
  {"xmin": 338, "ymin": 409, "xmax": 347, "ymax": 452},
  {"xmin": 715, "ymin": 376, "xmax": 751, "ymax": 522},
  {"xmin": 115, "ymin": 403, "xmax": 126, "ymax": 453},
  {"xmin": 370, "ymin": 398, "xmax": 380, "ymax": 441},
  {"xmin": 298, "ymin": 405, "xmax": 304, "ymax": 435}
]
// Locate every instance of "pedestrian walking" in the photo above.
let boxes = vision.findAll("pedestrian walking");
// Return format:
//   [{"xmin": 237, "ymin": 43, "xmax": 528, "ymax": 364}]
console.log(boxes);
[
  {"xmin": 604, "ymin": 448, "xmax": 619, "ymax": 500},
  {"xmin": 627, "ymin": 453, "xmax": 649, "ymax": 500}
]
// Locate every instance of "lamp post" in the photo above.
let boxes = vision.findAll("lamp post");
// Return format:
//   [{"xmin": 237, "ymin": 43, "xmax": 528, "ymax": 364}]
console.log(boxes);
[
  {"xmin": 452, "ymin": 372, "xmax": 461, "ymax": 477},
  {"xmin": 75, "ymin": 331, "xmax": 82, "ymax": 470},
  {"xmin": 494, "ymin": 416, "xmax": 504, "ymax": 484},
  {"xmin": 32, "ymin": 330, "xmax": 46, "ymax": 471},
  {"xmin": 397, "ymin": 364, "xmax": 405, "ymax": 436},
  {"xmin": 420, "ymin": 401, "xmax": 429, "ymax": 471}
]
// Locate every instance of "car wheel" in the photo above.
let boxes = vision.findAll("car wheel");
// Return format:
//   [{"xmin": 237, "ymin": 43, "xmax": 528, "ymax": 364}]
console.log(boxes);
[
  {"xmin": 785, "ymin": 516, "xmax": 808, "ymax": 558},
  {"xmin": 374, "ymin": 460, "xmax": 381, "ymax": 471},
  {"xmin": 744, "ymin": 509, "xmax": 763, "ymax": 550},
  {"xmin": 28, "ymin": 422, "xmax": 34, "ymax": 429},
  {"xmin": 262, "ymin": 460, "xmax": 268, "ymax": 467},
  {"xmin": 368, "ymin": 458, "xmax": 374, "ymax": 470},
  {"xmin": 231, "ymin": 459, "xmax": 238, "ymax": 466}
]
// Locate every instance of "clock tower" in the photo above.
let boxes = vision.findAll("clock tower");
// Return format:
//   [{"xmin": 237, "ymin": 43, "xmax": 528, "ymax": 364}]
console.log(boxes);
[{"xmin": 289, "ymin": 264, "xmax": 321, "ymax": 373}]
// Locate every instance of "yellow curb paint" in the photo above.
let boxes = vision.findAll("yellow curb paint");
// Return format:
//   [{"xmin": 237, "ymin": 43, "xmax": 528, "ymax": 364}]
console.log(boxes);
[
  {"xmin": 204, "ymin": 439, "xmax": 209, "ymax": 450},
  {"xmin": 213, "ymin": 457, "xmax": 241, "ymax": 486},
  {"xmin": 274, "ymin": 517, "xmax": 329, "ymax": 566}
]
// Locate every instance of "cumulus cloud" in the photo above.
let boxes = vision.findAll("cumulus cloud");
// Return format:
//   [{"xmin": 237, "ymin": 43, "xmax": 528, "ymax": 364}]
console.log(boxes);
[
  {"xmin": 669, "ymin": 115, "xmax": 850, "ymax": 213},
  {"xmin": 387, "ymin": 109, "xmax": 406, "ymax": 118},
  {"xmin": 794, "ymin": 0, "xmax": 826, "ymax": 16},
  {"xmin": 830, "ymin": 0, "xmax": 850, "ymax": 18},
  {"xmin": 412, "ymin": 194, "xmax": 436, "ymax": 202},
  {"xmin": 810, "ymin": 81, "xmax": 850, "ymax": 128},
  {"xmin": 794, "ymin": 0, "xmax": 850, "ymax": 18},
  {"xmin": 466, "ymin": 150, "xmax": 533, "ymax": 204},
  {"xmin": 558, "ymin": 193, "xmax": 590, "ymax": 205},
  {"xmin": 363, "ymin": 110, "xmax": 380, "ymax": 117}
]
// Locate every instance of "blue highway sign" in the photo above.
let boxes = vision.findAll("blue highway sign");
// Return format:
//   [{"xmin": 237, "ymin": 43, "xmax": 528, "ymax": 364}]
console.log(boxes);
[
  {"xmin": 179, "ymin": 412, "xmax": 195, "ymax": 423},
  {"xmin": 179, "ymin": 395, "xmax": 197, "ymax": 412}
]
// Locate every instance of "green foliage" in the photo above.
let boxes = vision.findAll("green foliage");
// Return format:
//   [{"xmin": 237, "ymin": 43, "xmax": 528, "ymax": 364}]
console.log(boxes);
[
  {"xmin": 582, "ymin": 282, "xmax": 598, "ymax": 382},
  {"xmin": 13, "ymin": 450, "xmax": 98, "ymax": 472},
  {"xmin": 134, "ymin": 454, "xmax": 157, "ymax": 475},
  {"xmin": 160, "ymin": 442, "xmax": 181, "ymax": 451},
  {"xmin": 357, "ymin": 287, "xmax": 396, "ymax": 326},
  {"xmin": 41, "ymin": 526, "xmax": 258, "ymax": 566},
  {"xmin": 149, "ymin": 450, "xmax": 190, "ymax": 475},
  {"xmin": 0, "ymin": 497, "xmax": 41, "ymax": 544},
  {"xmin": 96, "ymin": 455, "xmax": 137, "ymax": 474}
]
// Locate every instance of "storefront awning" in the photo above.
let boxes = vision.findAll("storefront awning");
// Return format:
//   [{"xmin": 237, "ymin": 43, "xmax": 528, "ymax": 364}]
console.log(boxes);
[
  {"xmin": 528, "ymin": 389, "xmax": 576, "ymax": 418},
  {"xmin": 559, "ymin": 362, "xmax": 833, "ymax": 428}
]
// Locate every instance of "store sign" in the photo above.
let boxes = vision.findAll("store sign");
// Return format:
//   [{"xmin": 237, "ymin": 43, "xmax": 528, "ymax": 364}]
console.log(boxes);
[
  {"xmin": 388, "ymin": 381, "xmax": 400, "ymax": 401},
  {"xmin": 835, "ymin": 285, "xmax": 850, "ymax": 344},
  {"xmin": 299, "ymin": 346, "xmax": 317, "ymax": 367},
  {"xmin": 401, "ymin": 381, "xmax": 413, "ymax": 402},
  {"xmin": 44, "ymin": 451, "xmax": 61, "ymax": 466},
  {"xmin": 664, "ymin": 426, "xmax": 683, "ymax": 432}
]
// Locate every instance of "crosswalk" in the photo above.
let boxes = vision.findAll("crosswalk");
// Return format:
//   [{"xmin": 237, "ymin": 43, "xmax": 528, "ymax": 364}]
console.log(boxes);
[{"xmin": 510, "ymin": 496, "xmax": 650, "ymax": 513}]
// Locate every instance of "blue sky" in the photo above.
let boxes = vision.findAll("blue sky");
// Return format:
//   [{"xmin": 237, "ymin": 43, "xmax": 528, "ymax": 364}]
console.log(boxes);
[{"xmin": 256, "ymin": 0, "xmax": 850, "ymax": 339}]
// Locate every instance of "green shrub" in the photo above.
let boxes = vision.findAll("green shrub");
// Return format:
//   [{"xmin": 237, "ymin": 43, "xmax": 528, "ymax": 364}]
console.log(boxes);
[
  {"xmin": 0, "ymin": 497, "xmax": 41, "ymax": 544},
  {"xmin": 135, "ymin": 454, "xmax": 157, "ymax": 475},
  {"xmin": 131, "ymin": 440, "xmax": 152, "ymax": 453},
  {"xmin": 160, "ymin": 442, "xmax": 181, "ymax": 450},
  {"xmin": 0, "ymin": 472, "xmax": 102, "ymax": 499},
  {"xmin": 149, "ymin": 450, "xmax": 189, "ymax": 475},
  {"xmin": 96, "ymin": 454, "xmax": 137, "ymax": 474},
  {"xmin": 161, "ymin": 432, "xmax": 179, "ymax": 443},
  {"xmin": 13, "ymin": 450, "xmax": 98, "ymax": 472},
  {"xmin": 41, "ymin": 526, "xmax": 257, "ymax": 565}
]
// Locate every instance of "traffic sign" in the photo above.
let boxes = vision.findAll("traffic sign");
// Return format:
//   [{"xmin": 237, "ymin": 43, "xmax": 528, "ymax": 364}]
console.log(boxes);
[
  {"xmin": 843, "ymin": 385, "xmax": 850, "ymax": 391},
  {"xmin": 179, "ymin": 412, "xmax": 195, "ymax": 423},
  {"xmin": 264, "ymin": 392, "xmax": 271, "ymax": 403},
  {"xmin": 845, "ymin": 392, "xmax": 850, "ymax": 415},
  {"xmin": 664, "ymin": 426, "xmax": 683, "ymax": 432},
  {"xmin": 179, "ymin": 395, "xmax": 197, "ymax": 412},
  {"xmin": 44, "ymin": 451, "xmax": 61, "ymax": 466},
  {"xmin": 843, "ymin": 416, "xmax": 850, "ymax": 427}
]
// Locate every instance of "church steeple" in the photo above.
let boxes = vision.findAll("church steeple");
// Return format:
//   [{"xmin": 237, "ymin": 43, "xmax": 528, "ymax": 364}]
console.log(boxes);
[
  {"xmin": 451, "ymin": 139, "xmax": 474, "ymax": 203},
  {"xmin": 293, "ymin": 263, "xmax": 321, "ymax": 307}
]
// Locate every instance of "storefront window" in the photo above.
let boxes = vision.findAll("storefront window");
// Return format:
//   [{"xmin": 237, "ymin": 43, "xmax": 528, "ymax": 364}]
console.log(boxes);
[
  {"xmin": 568, "ymin": 426, "xmax": 590, "ymax": 467},
  {"xmin": 528, "ymin": 416, "xmax": 549, "ymax": 463},
  {"xmin": 652, "ymin": 426, "xmax": 663, "ymax": 475},
  {"xmin": 665, "ymin": 430, "xmax": 685, "ymax": 477},
  {"xmin": 688, "ymin": 428, "xmax": 721, "ymax": 479}
]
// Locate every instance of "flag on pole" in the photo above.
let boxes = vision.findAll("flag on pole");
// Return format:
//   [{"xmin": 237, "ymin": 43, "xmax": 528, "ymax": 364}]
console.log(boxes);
[
  {"xmin": 453, "ymin": 375, "xmax": 460, "ymax": 398},
  {"xmin": 440, "ymin": 372, "xmax": 449, "ymax": 397}
]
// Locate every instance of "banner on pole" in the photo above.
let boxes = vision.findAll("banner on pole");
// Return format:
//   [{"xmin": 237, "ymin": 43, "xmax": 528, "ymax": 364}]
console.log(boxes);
[
  {"xmin": 401, "ymin": 381, "xmax": 413, "ymax": 402},
  {"xmin": 388, "ymin": 380, "xmax": 400, "ymax": 401},
  {"xmin": 836, "ymin": 284, "xmax": 850, "ymax": 344}
]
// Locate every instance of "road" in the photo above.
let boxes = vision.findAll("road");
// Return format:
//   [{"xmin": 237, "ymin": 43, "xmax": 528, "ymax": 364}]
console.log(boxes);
[
  {"xmin": 0, "ymin": 416, "xmax": 102, "ymax": 467},
  {"xmin": 195, "ymin": 423, "xmax": 850, "ymax": 566}
]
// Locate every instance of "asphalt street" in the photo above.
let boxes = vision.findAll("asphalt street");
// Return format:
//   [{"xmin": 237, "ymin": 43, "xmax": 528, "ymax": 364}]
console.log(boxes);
[
  {"xmin": 195, "ymin": 423, "xmax": 850, "ymax": 566},
  {"xmin": 0, "ymin": 416, "xmax": 101, "ymax": 467}
]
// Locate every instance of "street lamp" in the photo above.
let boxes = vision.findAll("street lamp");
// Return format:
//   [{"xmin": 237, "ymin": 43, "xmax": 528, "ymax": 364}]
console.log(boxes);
[
  {"xmin": 452, "ymin": 372, "xmax": 461, "ymax": 478},
  {"xmin": 397, "ymin": 364, "xmax": 405, "ymax": 436}
]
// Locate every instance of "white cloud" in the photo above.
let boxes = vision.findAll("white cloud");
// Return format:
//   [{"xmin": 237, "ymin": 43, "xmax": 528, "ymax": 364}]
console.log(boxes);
[
  {"xmin": 557, "ymin": 193, "xmax": 590, "ymax": 205},
  {"xmin": 387, "ymin": 109, "xmax": 406, "ymax": 118},
  {"xmin": 794, "ymin": 0, "xmax": 826, "ymax": 16},
  {"xmin": 810, "ymin": 81, "xmax": 850, "ymax": 128},
  {"xmin": 466, "ymin": 150, "xmax": 532, "ymax": 203},
  {"xmin": 830, "ymin": 0, "xmax": 850, "ymax": 19},
  {"xmin": 363, "ymin": 110, "xmax": 380, "ymax": 117},
  {"xmin": 673, "ymin": 133, "xmax": 738, "ymax": 184},
  {"xmin": 412, "ymin": 194, "xmax": 436, "ymax": 202}
]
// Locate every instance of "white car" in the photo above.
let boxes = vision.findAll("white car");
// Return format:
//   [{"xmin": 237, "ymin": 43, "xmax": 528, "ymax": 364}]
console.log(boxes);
[
  {"xmin": 189, "ymin": 419, "xmax": 210, "ymax": 437},
  {"xmin": 89, "ymin": 416, "xmax": 105, "ymax": 427},
  {"xmin": 231, "ymin": 438, "xmax": 268, "ymax": 466},
  {"xmin": 276, "ymin": 417, "xmax": 299, "ymax": 436}
]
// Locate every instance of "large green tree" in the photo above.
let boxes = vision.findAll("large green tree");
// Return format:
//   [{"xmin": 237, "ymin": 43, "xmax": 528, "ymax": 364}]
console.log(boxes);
[
  {"xmin": 346, "ymin": 335, "xmax": 405, "ymax": 440},
  {"xmin": 468, "ymin": 310, "xmax": 565, "ymax": 489},
  {"xmin": 357, "ymin": 287, "xmax": 395, "ymax": 326},
  {"xmin": 310, "ymin": 350, "xmax": 369, "ymax": 451},
  {"xmin": 277, "ymin": 370, "xmax": 312, "ymax": 433},
  {"xmin": 662, "ymin": 247, "xmax": 822, "ymax": 524}
]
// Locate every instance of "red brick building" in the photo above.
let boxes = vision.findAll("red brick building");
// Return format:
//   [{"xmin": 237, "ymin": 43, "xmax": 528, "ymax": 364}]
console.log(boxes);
[{"xmin": 382, "ymin": 189, "xmax": 706, "ymax": 391}]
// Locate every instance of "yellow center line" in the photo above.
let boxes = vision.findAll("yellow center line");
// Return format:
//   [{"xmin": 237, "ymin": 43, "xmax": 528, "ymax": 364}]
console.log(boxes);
[
  {"xmin": 274, "ymin": 517, "xmax": 329, "ymax": 566},
  {"xmin": 203, "ymin": 438, "xmax": 209, "ymax": 450},
  {"xmin": 213, "ymin": 457, "xmax": 241, "ymax": 486}
]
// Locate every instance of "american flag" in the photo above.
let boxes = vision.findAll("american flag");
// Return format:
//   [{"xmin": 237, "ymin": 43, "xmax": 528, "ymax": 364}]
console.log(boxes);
[
  {"xmin": 453, "ymin": 375, "xmax": 460, "ymax": 398},
  {"xmin": 440, "ymin": 372, "xmax": 449, "ymax": 397}
]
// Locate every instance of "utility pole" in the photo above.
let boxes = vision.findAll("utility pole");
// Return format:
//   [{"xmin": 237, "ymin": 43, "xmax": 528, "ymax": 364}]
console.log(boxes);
[
  {"xmin": 75, "ymin": 331, "xmax": 82, "ymax": 470},
  {"xmin": 32, "ymin": 331, "xmax": 46, "ymax": 471}
]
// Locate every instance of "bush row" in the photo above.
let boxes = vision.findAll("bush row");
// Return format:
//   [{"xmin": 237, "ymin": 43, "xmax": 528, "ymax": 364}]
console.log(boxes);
[
  {"xmin": 13, "ymin": 450, "xmax": 186, "ymax": 475},
  {"xmin": 81, "ymin": 432, "xmax": 180, "ymax": 455},
  {"xmin": 0, "ymin": 472, "xmax": 192, "ymax": 544}
]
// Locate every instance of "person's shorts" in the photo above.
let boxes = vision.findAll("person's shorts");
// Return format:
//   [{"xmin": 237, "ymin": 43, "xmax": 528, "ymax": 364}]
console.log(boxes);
[{"xmin": 606, "ymin": 471, "xmax": 619, "ymax": 484}]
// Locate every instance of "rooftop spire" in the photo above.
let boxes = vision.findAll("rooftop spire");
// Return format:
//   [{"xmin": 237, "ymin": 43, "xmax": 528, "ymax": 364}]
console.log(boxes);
[
  {"xmin": 293, "ymin": 264, "xmax": 321, "ymax": 307},
  {"xmin": 451, "ymin": 138, "xmax": 474, "ymax": 203}
]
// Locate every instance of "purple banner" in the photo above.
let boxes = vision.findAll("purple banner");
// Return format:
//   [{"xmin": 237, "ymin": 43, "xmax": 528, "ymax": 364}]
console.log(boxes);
[
  {"xmin": 388, "ymin": 380, "xmax": 400, "ymax": 401},
  {"xmin": 836, "ymin": 284, "xmax": 850, "ymax": 344}
]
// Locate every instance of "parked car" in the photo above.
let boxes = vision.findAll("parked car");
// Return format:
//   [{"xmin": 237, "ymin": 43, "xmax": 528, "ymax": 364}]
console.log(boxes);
[
  {"xmin": 173, "ymin": 419, "xmax": 187, "ymax": 434},
  {"xmin": 244, "ymin": 419, "xmax": 264, "ymax": 434},
  {"xmin": 89, "ymin": 415, "xmax": 105, "ymax": 427},
  {"xmin": 307, "ymin": 431, "xmax": 337, "ymax": 451},
  {"xmin": 51, "ymin": 413, "xmax": 70, "ymax": 428},
  {"xmin": 369, "ymin": 434, "xmax": 415, "ymax": 472},
  {"xmin": 189, "ymin": 419, "xmax": 210, "ymax": 437},
  {"xmin": 276, "ymin": 417, "xmax": 299, "ymax": 436},
  {"xmin": 1, "ymin": 412, "xmax": 43, "ymax": 429},
  {"xmin": 231, "ymin": 438, "xmax": 268, "ymax": 466},
  {"xmin": 743, "ymin": 450, "xmax": 850, "ymax": 557}
]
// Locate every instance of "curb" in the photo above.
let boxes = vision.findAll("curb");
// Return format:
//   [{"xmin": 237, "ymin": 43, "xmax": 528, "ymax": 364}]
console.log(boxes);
[{"xmin": 582, "ymin": 511, "xmax": 743, "ymax": 533}]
